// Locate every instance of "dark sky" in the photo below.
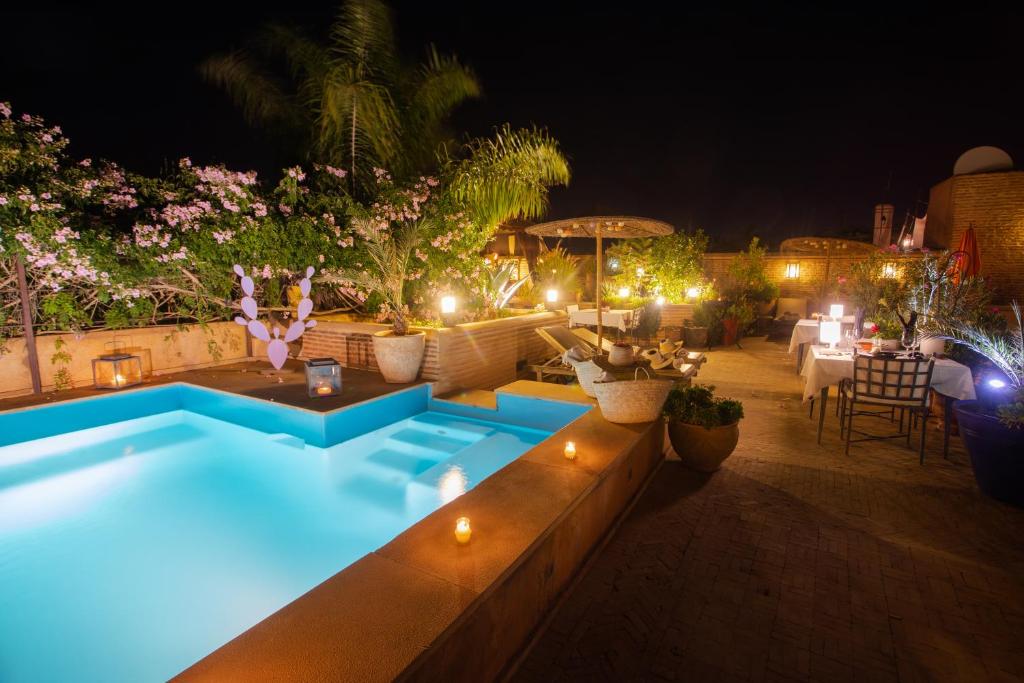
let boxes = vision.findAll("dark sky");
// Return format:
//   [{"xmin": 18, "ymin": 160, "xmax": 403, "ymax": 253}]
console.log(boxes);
[{"xmin": 3, "ymin": 1, "xmax": 1022, "ymax": 249}]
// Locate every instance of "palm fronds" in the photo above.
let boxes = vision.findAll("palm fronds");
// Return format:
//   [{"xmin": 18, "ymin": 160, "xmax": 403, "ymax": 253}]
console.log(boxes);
[
  {"xmin": 444, "ymin": 125, "xmax": 571, "ymax": 229},
  {"xmin": 938, "ymin": 302, "xmax": 1023, "ymax": 389}
]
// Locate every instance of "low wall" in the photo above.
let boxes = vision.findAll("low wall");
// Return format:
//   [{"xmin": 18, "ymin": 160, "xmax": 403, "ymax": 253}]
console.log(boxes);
[
  {"xmin": 0, "ymin": 322, "xmax": 248, "ymax": 398},
  {"xmin": 300, "ymin": 311, "xmax": 566, "ymax": 395}
]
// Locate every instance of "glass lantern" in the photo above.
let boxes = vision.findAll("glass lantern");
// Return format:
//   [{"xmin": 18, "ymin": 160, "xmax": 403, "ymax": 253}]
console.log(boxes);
[
  {"xmin": 92, "ymin": 353, "xmax": 143, "ymax": 390},
  {"xmin": 305, "ymin": 358, "xmax": 342, "ymax": 398}
]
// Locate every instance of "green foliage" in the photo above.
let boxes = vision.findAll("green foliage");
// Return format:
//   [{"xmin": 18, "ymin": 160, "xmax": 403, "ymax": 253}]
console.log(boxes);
[
  {"xmin": 939, "ymin": 302, "xmax": 1023, "ymax": 391},
  {"xmin": 201, "ymin": 0, "xmax": 480, "ymax": 191},
  {"xmin": 996, "ymin": 393, "xmax": 1024, "ymax": 429},
  {"xmin": 649, "ymin": 231, "xmax": 708, "ymax": 303},
  {"xmin": 869, "ymin": 317, "xmax": 902, "ymax": 339},
  {"xmin": 482, "ymin": 261, "xmax": 528, "ymax": 311},
  {"xmin": 663, "ymin": 384, "xmax": 744, "ymax": 428},
  {"xmin": 49, "ymin": 337, "xmax": 73, "ymax": 391},
  {"xmin": 534, "ymin": 245, "xmax": 580, "ymax": 296},
  {"xmin": 724, "ymin": 237, "xmax": 778, "ymax": 304}
]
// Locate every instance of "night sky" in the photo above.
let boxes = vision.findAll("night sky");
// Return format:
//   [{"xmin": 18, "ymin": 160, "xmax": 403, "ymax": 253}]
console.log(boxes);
[{"xmin": 3, "ymin": 2, "xmax": 1022, "ymax": 249}]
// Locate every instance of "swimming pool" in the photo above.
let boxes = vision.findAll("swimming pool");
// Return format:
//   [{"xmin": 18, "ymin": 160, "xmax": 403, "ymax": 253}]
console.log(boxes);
[{"xmin": 0, "ymin": 383, "xmax": 589, "ymax": 682}]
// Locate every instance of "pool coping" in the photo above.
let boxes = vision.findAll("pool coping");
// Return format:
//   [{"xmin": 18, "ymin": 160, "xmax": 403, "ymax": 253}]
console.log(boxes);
[{"xmin": 175, "ymin": 381, "xmax": 665, "ymax": 682}]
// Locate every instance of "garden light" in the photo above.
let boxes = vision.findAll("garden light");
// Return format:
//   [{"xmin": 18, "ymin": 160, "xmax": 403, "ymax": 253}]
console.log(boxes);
[
  {"xmin": 686, "ymin": 286, "xmax": 700, "ymax": 299},
  {"xmin": 882, "ymin": 263, "xmax": 897, "ymax": 279},
  {"xmin": 784, "ymin": 262, "xmax": 800, "ymax": 279},
  {"xmin": 440, "ymin": 295, "xmax": 456, "ymax": 314},
  {"xmin": 655, "ymin": 296, "xmax": 666, "ymax": 306},
  {"xmin": 546, "ymin": 289, "xmax": 559, "ymax": 303},
  {"xmin": 988, "ymin": 378, "xmax": 1006, "ymax": 389},
  {"xmin": 618, "ymin": 287, "xmax": 630, "ymax": 298}
]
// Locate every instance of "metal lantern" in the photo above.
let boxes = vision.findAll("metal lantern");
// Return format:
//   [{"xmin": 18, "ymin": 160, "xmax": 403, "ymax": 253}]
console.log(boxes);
[
  {"xmin": 305, "ymin": 357, "xmax": 342, "ymax": 398},
  {"xmin": 92, "ymin": 353, "xmax": 143, "ymax": 390}
]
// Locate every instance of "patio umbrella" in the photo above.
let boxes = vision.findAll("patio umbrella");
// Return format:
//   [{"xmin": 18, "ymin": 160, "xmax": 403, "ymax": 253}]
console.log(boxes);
[
  {"xmin": 952, "ymin": 224, "xmax": 982, "ymax": 285},
  {"xmin": 527, "ymin": 216, "xmax": 673, "ymax": 352}
]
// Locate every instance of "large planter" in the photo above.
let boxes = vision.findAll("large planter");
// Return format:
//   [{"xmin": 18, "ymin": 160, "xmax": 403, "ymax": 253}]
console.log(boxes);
[
  {"xmin": 372, "ymin": 331, "xmax": 426, "ymax": 383},
  {"xmin": 683, "ymin": 326, "xmax": 708, "ymax": 349},
  {"xmin": 876, "ymin": 338, "xmax": 901, "ymax": 351},
  {"xmin": 953, "ymin": 400, "xmax": 1024, "ymax": 507},
  {"xmin": 721, "ymin": 318, "xmax": 739, "ymax": 347},
  {"xmin": 608, "ymin": 344, "xmax": 634, "ymax": 366},
  {"xmin": 920, "ymin": 337, "xmax": 946, "ymax": 357},
  {"xmin": 667, "ymin": 420, "xmax": 740, "ymax": 472}
]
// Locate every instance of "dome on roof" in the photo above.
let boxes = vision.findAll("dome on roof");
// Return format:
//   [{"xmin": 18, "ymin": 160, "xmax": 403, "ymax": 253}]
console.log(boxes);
[{"xmin": 953, "ymin": 146, "xmax": 1014, "ymax": 176}]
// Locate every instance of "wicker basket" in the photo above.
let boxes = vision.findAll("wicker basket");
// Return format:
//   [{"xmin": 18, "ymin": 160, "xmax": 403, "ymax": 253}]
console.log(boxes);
[
  {"xmin": 592, "ymin": 368, "xmax": 673, "ymax": 423},
  {"xmin": 568, "ymin": 358, "xmax": 603, "ymax": 397}
]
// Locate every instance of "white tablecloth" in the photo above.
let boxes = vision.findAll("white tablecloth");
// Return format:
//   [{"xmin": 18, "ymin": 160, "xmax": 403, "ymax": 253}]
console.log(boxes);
[
  {"xmin": 800, "ymin": 345, "xmax": 977, "ymax": 402},
  {"xmin": 788, "ymin": 317, "xmax": 875, "ymax": 353},
  {"xmin": 568, "ymin": 308, "xmax": 634, "ymax": 332}
]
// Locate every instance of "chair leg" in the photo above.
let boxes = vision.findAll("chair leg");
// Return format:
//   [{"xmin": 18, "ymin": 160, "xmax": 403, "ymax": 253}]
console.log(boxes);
[
  {"xmin": 844, "ymin": 403, "xmax": 853, "ymax": 456},
  {"xmin": 809, "ymin": 398, "xmax": 814, "ymax": 419},
  {"xmin": 919, "ymin": 412, "xmax": 928, "ymax": 464}
]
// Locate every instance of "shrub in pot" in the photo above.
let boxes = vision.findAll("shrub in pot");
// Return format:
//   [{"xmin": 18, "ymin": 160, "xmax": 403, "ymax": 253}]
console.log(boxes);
[
  {"xmin": 325, "ymin": 218, "xmax": 426, "ymax": 383},
  {"xmin": 663, "ymin": 384, "xmax": 744, "ymax": 472},
  {"xmin": 941, "ymin": 302, "xmax": 1024, "ymax": 507}
]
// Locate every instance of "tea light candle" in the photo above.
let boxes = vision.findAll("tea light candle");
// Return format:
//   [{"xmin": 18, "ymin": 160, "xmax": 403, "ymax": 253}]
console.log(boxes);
[
  {"xmin": 564, "ymin": 441, "xmax": 577, "ymax": 461},
  {"xmin": 114, "ymin": 374, "xmax": 126, "ymax": 386},
  {"xmin": 454, "ymin": 517, "xmax": 472, "ymax": 544},
  {"xmin": 315, "ymin": 384, "xmax": 332, "ymax": 396}
]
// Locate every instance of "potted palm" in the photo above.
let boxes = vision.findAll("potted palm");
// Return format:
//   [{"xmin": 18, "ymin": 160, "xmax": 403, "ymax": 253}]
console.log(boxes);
[
  {"xmin": 329, "ymin": 218, "xmax": 426, "ymax": 383},
  {"xmin": 944, "ymin": 303, "xmax": 1024, "ymax": 507},
  {"xmin": 663, "ymin": 384, "xmax": 744, "ymax": 472}
]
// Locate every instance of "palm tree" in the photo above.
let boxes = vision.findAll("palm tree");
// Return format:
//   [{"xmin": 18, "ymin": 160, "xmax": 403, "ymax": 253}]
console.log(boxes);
[{"xmin": 201, "ymin": 0, "xmax": 479, "ymax": 192}]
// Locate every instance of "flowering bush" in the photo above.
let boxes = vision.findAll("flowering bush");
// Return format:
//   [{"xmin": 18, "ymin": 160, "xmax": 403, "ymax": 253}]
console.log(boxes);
[{"xmin": 1, "ymin": 102, "xmax": 569, "ymax": 344}]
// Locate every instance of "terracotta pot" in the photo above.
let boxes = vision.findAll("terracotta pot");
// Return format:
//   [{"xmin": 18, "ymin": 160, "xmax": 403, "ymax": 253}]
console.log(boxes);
[
  {"xmin": 667, "ymin": 420, "xmax": 740, "ymax": 472},
  {"xmin": 372, "ymin": 331, "xmax": 425, "ymax": 383},
  {"xmin": 722, "ymin": 318, "xmax": 739, "ymax": 346},
  {"xmin": 608, "ymin": 344, "xmax": 634, "ymax": 366}
]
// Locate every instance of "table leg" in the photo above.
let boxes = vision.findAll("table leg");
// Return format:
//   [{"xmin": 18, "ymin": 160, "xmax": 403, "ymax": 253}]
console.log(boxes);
[
  {"xmin": 944, "ymin": 395, "xmax": 952, "ymax": 460},
  {"xmin": 796, "ymin": 343, "xmax": 805, "ymax": 374},
  {"xmin": 817, "ymin": 386, "xmax": 828, "ymax": 445}
]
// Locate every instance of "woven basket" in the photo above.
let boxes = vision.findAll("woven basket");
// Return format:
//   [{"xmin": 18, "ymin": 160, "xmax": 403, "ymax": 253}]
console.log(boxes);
[
  {"xmin": 592, "ymin": 368, "xmax": 673, "ymax": 423},
  {"xmin": 568, "ymin": 358, "xmax": 603, "ymax": 397}
]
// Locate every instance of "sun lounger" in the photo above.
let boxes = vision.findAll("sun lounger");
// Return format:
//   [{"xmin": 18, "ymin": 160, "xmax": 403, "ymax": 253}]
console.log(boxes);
[{"xmin": 570, "ymin": 327, "xmax": 707, "ymax": 367}]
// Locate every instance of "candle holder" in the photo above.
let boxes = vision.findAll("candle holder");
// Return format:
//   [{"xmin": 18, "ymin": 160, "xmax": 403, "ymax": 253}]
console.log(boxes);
[
  {"xmin": 92, "ymin": 353, "xmax": 143, "ymax": 390},
  {"xmin": 454, "ymin": 517, "xmax": 472, "ymax": 544},
  {"xmin": 564, "ymin": 441, "xmax": 577, "ymax": 461},
  {"xmin": 305, "ymin": 358, "xmax": 342, "ymax": 398}
]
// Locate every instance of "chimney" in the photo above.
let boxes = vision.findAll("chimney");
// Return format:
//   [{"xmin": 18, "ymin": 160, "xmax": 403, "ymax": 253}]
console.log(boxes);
[{"xmin": 873, "ymin": 204, "xmax": 894, "ymax": 247}]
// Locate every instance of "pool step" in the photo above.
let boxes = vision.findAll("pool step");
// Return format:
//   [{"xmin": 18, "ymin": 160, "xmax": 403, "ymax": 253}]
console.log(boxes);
[
  {"xmin": 266, "ymin": 433, "xmax": 306, "ymax": 449},
  {"xmin": 365, "ymin": 447, "xmax": 447, "ymax": 477},
  {"xmin": 408, "ymin": 413, "xmax": 497, "ymax": 439},
  {"xmin": 388, "ymin": 428, "xmax": 474, "ymax": 454}
]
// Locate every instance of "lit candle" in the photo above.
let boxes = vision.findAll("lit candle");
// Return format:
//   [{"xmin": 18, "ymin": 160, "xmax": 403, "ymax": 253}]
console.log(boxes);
[
  {"xmin": 114, "ymin": 374, "xmax": 125, "ymax": 386},
  {"xmin": 315, "ymin": 384, "xmax": 332, "ymax": 396},
  {"xmin": 454, "ymin": 517, "xmax": 472, "ymax": 544},
  {"xmin": 564, "ymin": 441, "xmax": 577, "ymax": 461}
]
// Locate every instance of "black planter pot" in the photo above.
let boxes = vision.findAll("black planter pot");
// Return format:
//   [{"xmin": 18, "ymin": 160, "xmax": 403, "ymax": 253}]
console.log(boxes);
[
  {"xmin": 953, "ymin": 400, "xmax": 1024, "ymax": 507},
  {"xmin": 683, "ymin": 326, "xmax": 708, "ymax": 348}
]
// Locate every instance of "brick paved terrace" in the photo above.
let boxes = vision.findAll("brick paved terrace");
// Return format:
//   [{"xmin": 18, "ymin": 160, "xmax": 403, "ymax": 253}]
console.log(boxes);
[{"xmin": 514, "ymin": 338, "xmax": 1024, "ymax": 682}]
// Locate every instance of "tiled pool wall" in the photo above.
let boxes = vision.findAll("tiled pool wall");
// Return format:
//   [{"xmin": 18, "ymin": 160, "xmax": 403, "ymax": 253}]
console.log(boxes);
[{"xmin": 0, "ymin": 383, "xmax": 590, "ymax": 449}]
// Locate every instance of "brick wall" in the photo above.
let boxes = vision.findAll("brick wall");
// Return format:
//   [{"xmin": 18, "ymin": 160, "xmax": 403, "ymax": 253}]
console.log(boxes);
[{"xmin": 927, "ymin": 171, "xmax": 1024, "ymax": 304}]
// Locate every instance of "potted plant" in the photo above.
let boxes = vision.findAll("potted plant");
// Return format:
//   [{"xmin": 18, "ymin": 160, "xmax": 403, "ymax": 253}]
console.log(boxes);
[
  {"xmin": 944, "ymin": 303, "xmax": 1024, "ymax": 507},
  {"xmin": 663, "ymin": 384, "xmax": 744, "ymax": 472},
  {"xmin": 868, "ymin": 318, "xmax": 902, "ymax": 351},
  {"xmin": 328, "ymin": 218, "xmax": 426, "ymax": 383},
  {"xmin": 685, "ymin": 303, "xmax": 713, "ymax": 348},
  {"xmin": 608, "ymin": 340, "xmax": 634, "ymax": 366}
]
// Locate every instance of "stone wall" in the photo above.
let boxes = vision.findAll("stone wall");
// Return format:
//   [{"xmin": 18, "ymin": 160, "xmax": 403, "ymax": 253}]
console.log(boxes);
[
  {"xmin": 0, "ymin": 321, "xmax": 248, "ymax": 398},
  {"xmin": 928, "ymin": 171, "xmax": 1024, "ymax": 304}
]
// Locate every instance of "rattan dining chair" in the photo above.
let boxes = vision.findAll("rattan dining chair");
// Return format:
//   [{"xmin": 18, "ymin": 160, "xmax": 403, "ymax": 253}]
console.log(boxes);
[{"xmin": 841, "ymin": 354, "xmax": 935, "ymax": 462}]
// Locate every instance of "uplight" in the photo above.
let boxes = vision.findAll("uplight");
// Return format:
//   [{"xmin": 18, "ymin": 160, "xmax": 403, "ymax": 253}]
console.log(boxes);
[
  {"xmin": 988, "ymin": 378, "xmax": 1007, "ymax": 389},
  {"xmin": 618, "ymin": 287, "xmax": 630, "ymax": 298},
  {"xmin": 655, "ymin": 296, "xmax": 666, "ymax": 306},
  {"xmin": 546, "ymin": 289, "xmax": 559, "ymax": 303},
  {"xmin": 440, "ymin": 295, "xmax": 456, "ymax": 314},
  {"xmin": 686, "ymin": 286, "xmax": 700, "ymax": 300}
]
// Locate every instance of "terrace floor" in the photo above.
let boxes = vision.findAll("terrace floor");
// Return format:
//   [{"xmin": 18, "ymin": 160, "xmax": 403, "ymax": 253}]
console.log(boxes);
[
  {"xmin": 514, "ymin": 338, "xmax": 1024, "ymax": 682},
  {"xmin": 0, "ymin": 359, "xmax": 419, "ymax": 413}
]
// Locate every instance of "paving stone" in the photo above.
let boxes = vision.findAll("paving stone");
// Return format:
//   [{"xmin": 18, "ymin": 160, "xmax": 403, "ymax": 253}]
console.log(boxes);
[{"xmin": 512, "ymin": 340, "xmax": 1024, "ymax": 682}]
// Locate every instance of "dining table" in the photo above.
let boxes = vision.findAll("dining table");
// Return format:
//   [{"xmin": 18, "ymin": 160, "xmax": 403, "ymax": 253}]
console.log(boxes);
[
  {"xmin": 788, "ymin": 316, "xmax": 871, "ymax": 373},
  {"xmin": 568, "ymin": 308, "xmax": 635, "ymax": 332},
  {"xmin": 800, "ymin": 345, "xmax": 976, "ymax": 456}
]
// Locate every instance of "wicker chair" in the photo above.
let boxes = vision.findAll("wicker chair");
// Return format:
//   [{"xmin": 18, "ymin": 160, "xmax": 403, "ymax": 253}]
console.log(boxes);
[{"xmin": 840, "ymin": 355, "xmax": 935, "ymax": 462}]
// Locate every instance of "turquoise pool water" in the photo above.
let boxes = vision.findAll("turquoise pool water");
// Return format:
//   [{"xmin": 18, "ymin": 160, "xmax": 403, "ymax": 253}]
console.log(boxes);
[{"xmin": 0, "ymin": 384, "xmax": 588, "ymax": 682}]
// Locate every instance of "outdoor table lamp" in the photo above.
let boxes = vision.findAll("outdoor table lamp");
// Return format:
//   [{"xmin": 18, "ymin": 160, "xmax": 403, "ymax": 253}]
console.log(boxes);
[
  {"xmin": 92, "ymin": 353, "xmax": 143, "ymax": 390},
  {"xmin": 305, "ymin": 357, "xmax": 342, "ymax": 398},
  {"xmin": 819, "ymin": 320, "xmax": 841, "ymax": 349},
  {"xmin": 829, "ymin": 304, "xmax": 844, "ymax": 319}
]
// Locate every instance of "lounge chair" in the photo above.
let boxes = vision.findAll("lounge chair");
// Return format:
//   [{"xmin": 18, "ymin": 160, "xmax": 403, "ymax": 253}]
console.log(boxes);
[
  {"xmin": 570, "ymin": 327, "xmax": 707, "ymax": 367},
  {"xmin": 531, "ymin": 325, "xmax": 696, "ymax": 384}
]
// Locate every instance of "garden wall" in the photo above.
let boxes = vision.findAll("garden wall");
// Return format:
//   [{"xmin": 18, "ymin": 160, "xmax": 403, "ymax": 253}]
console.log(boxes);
[
  {"xmin": 0, "ymin": 322, "xmax": 248, "ymax": 398},
  {"xmin": 300, "ymin": 311, "xmax": 566, "ymax": 395}
]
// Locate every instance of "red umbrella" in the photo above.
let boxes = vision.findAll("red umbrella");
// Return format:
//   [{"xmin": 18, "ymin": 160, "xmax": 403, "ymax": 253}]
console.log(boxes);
[{"xmin": 952, "ymin": 224, "xmax": 981, "ymax": 285}]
